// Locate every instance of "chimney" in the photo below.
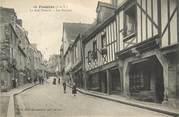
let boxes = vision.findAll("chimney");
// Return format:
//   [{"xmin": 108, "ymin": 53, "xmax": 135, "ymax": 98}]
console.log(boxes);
[
  {"xmin": 16, "ymin": 19, "xmax": 22, "ymax": 27},
  {"xmin": 111, "ymin": 0, "xmax": 117, "ymax": 7},
  {"xmin": 96, "ymin": 2, "xmax": 115, "ymax": 24},
  {"xmin": 25, "ymin": 31, "xmax": 28, "ymax": 36}
]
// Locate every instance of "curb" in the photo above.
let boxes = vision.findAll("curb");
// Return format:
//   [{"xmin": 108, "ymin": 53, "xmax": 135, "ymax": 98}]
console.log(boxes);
[
  {"xmin": 75, "ymin": 88, "xmax": 179, "ymax": 117},
  {"xmin": 7, "ymin": 84, "xmax": 38, "ymax": 117}
]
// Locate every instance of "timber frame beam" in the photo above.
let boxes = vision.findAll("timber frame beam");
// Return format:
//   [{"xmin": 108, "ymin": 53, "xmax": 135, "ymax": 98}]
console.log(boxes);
[
  {"xmin": 136, "ymin": 2, "xmax": 159, "ymax": 29},
  {"xmin": 160, "ymin": 7, "xmax": 177, "ymax": 41}
]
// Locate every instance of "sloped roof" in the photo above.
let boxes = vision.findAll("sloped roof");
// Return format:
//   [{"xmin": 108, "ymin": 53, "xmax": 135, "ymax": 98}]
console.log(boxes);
[
  {"xmin": 96, "ymin": 1, "xmax": 116, "ymax": 12},
  {"xmin": 82, "ymin": 13, "xmax": 116, "ymax": 43},
  {"xmin": 63, "ymin": 23, "xmax": 91, "ymax": 44}
]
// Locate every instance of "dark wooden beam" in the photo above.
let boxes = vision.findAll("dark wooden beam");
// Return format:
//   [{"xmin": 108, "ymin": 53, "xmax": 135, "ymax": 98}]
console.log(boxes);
[
  {"xmin": 106, "ymin": 26, "xmax": 109, "ymax": 49},
  {"xmin": 114, "ymin": 21, "xmax": 116, "ymax": 54},
  {"xmin": 111, "ymin": 23, "xmax": 114, "ymax": 61},
  {"xmin": 146, "ymin": 0, "xmax": 148, "ymax": 39},
  {"xmin": 161, "ymin": 7, "xmax": 177, "ymax": 40},
  {"xmin": 167, "ymin": 0, "xmax": 171, "ymax": 45},
  {"xmin": 109, "ymin": 25, "xmax": 112, "ymax": 62},
  {"xmin": 151, "ymin": 0, "xmax": 154, "ymax": 37},
  {"xmin": 107, "ymin": 40, "xmax": 117, "ymax": 46},
  {"xmin": 157, "ymin": 0, "xmax": 162, "ymax": 47},
  {"xmin": 116, "ymin": 15, "xmax": 121, "ymax": 51},
  {"xmin": 140, "ymin": 0, "xmax": 143, "ymax": 41}
]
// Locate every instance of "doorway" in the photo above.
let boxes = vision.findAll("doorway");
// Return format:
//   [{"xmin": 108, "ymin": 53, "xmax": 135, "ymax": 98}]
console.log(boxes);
[
  {"xmin": 110, "ymin": 69, "xmax": 121, "ymax": 93},
  {"xmin": 129, "ymin": 56, "xmax": 164, "ymax": 103},
  {"xmin": 99, "ymin": 71, "xmax": 107, "ymax": 93}
]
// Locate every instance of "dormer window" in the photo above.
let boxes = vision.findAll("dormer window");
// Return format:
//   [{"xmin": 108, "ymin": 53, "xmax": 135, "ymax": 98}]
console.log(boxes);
[{"xmin": 123, "ymin": 5, "xmax": 137, "ymax": 37}]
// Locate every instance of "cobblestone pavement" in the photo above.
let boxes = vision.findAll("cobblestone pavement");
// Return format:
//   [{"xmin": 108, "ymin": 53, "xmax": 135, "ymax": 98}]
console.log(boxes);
[{"xmin": 14, "ymin": 79, "xmax": 173, "ymax": 117}]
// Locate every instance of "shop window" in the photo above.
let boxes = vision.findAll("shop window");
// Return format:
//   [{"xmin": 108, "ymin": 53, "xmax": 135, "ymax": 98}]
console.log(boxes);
[
  {"xmin": 92, "ymin": 40, "xmax": 97, "ymax": 60},
  {"xmin": 130, "ymin": 72, "xmax": 150, "ymax": 91},
  {"xmin": 88, "ymin": 51, "xmax": 92, "ymax": 63},
  {"xmin": 123, "ymin": 5, "xmax": 136, "ymax": 37}
]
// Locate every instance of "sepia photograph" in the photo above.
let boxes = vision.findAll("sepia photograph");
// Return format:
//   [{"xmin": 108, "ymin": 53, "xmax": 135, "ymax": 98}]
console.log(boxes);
[{"xmin": 0, "ymin": 0, "xmax": 179, "ymax": 117}]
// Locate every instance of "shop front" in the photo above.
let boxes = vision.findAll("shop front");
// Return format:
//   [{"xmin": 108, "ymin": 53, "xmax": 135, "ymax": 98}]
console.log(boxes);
[
  {"xmin": 73, "ymin": 69, "xmax": 84, "ymax": 88},
  {"xmin": 87, "ymin": 65, "xmax": 122, "ymax": 94},
  {"xmin": 110, "ymin": 68, "xmax": 121, "ymax": 94},
  {"xmin": 129, "ymin": 56, "xmax": 164, "ymax": 103}
]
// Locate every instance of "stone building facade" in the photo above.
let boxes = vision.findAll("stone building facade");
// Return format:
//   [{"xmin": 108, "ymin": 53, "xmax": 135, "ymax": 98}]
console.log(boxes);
[{"xmin": 0, "ymin": 7, "xmax": 44, "ymax": 91}]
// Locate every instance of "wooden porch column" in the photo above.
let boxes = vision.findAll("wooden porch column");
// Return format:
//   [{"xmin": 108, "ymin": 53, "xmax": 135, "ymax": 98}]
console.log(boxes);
[
  {"xmin": 83, "ymin": 72, "xmax": 87, "ymax": 90},
  {"xmin": 85, "ymin": 74, "xmax": 90, "ymax": 90},
  {"xmin": 155, "ymin": 52, "xmax": 169, "ymax": 102},
  {"xmin": 123, "ymin": 61, "xmax": 130, "ymax": 96},
  {"xmin": 107, "ymin": 69, "xmax": 111, "ymax": 94},
  {"xmin": 167, "ymin": 64, "xmax": 177, "ymax": 106},
  {"xmin": 84, "ymin": 76, "xmax": 87, "ymax": 90},
  {"xmin": 177, "ymin": 61, "xmax": 179, "ymax": 103},
  {"xmin": 118, "ymin": 68, "xmax": 123, "ymax": 92},
  {"xmin": 156, "ymin": 51, "xmax": 178, "ymax": 106}
]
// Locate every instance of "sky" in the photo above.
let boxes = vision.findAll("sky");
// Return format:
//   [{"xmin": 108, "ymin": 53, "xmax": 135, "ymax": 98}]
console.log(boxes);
[{"xmin": 1, "ymin": 0, "xmax": 110, "ymax": 60}]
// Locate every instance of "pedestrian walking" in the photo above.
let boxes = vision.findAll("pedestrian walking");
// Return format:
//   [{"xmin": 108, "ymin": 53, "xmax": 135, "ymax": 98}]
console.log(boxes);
[
  {"xmin": 72, "ymin": 83, "xmax": 77, "ymax": 96},
  {"xmin": 27, "ymin": 77, "xmax": 31, "ymax": 83},
  {"xmin": 63, "ymin": 82, "xmax": 66, "ymax": 93},
  {"xmin": 58, "ymin": 78, "xmax": 60, "ymax": 85},
  {"xmin": 39, "ymin": 77, "xmax": 41, "ymax": 84},
  {"xmin": 53, "ymin": 78, "xmax": 56, "ymax": 85},
  {"xmin": 34, "ymin": 78, "xmax": 37, "ymax": 84},
  {"xmin": 15, "ymin": 78, "xmax": 18, "ymax": 87},
  {"xmin": 12, "ymin": 79, "xmax": 16, "ymax": 88},
  {"xmin": 42, "ymin": 78, "xmax": 44, "ymax": 84}
]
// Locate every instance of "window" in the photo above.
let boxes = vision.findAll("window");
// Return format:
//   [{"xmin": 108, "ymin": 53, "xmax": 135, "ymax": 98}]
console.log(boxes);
[
  {"xmin": 101, "ymin": 31, "xmax": 107, "ymax": 55},
  {"xmin": 88, "ymin": 51, "xmax": 92, "ymax": 63},
  {"xmin": 123, "ymin": 5, "xmax": 136, "ymax": 37},
  {"xmin": 93, "ymin": 40, "xmax": 97, "ymax": 60},
  {"xmin": 129, "ymin": 71, "xmax": 150, "ymax": 91},
  {"xmin": 101, "ymin": 31, "xmax": 107, "ymax": 48}
]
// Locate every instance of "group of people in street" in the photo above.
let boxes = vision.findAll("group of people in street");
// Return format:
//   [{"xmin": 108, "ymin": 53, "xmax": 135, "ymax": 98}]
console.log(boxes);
[
  {"xmin": 39, "ymin": 77, "xmax": 44, "ymax": 84},
  {"xmin": 62, "ymin": 81, "xmax": 77, "ymax": 96},
  {"xmin": 52, "ymin": 77, "xmax": 77, "ymax": 96}
]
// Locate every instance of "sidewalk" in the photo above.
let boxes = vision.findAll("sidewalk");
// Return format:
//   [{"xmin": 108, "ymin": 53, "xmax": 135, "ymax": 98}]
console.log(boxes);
[
  {"xmin": 1, "ymin": 83, "xmax": 36, "ymax": 96},
  {"xmin": 0, "ymin": 83, "xmax": 38, "ymax": 117},
  {"xmin": 74, "ymin": 87, "xmax": 179, "ymax": 117}
]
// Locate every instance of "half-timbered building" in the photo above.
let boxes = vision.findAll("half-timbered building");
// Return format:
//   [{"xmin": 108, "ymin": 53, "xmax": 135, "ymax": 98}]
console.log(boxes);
[
  {"xmin": 114, "ymin": 0, "xmax": 179, "ymax": 105},
  {"xmin": 83, "ymin": 0, "xmax": 179, "ymax": 106},
  {"xmin": 70, "ymin": 24, "xmax": 91, "ymax": 88},
  {"xmin": 83, "ymin": 1, "xmax": 121, "ymax": 94},
  {"xmin": 62, "ymin": 23, "xmax": 91, "ymax": 85}
]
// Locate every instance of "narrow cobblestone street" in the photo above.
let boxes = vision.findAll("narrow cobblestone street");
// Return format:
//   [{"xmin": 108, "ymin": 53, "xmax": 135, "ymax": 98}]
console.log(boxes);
[
  {"xmin": 1, "ymin": 0, "xmax": 179, "ymax": 117},
  {"xmin": 14, "ymin": 78, "xmax": 172, "ymax": 117}
]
